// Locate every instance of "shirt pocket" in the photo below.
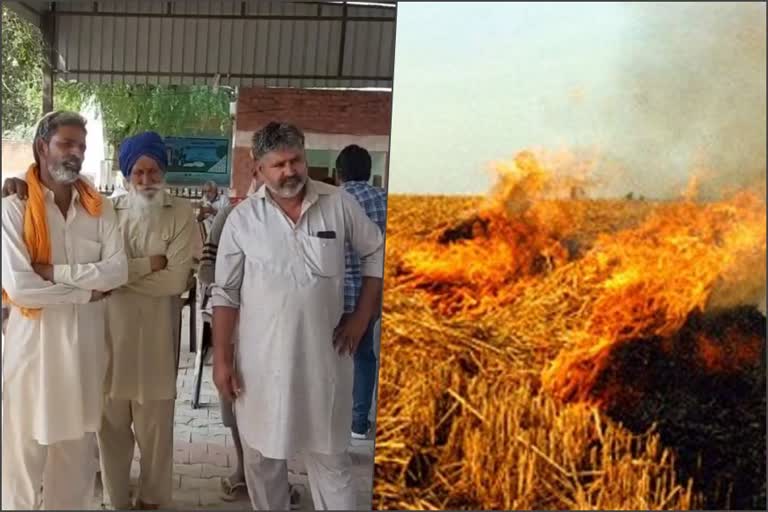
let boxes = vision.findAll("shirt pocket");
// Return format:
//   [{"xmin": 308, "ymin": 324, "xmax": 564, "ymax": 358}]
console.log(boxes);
[
  {"xmin": 303, "ymin": 235, "xmax": 342, "ymax": 278},
  {"xmin": 76, "ymin": 238, "xmax": 102, "ymax": 263}
]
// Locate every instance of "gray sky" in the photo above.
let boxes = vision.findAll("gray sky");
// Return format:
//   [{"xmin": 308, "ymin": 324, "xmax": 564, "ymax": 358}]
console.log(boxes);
[{"xmin": 387, "ymin": 2, "xmax": 766, "ymax": 198}]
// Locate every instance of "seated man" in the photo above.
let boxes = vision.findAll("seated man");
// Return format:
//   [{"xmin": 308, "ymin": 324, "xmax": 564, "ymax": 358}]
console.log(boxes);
[
  {"xmin": 198, "ymin": 180, "xmax": 230, "ymax": 233},
  {"xmin": 198, "ymin": 179, "xmax": 252, "ymax": 502}
]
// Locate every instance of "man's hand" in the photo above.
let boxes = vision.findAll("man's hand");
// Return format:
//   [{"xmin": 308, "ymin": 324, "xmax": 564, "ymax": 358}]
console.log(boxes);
[
  {"xmin": 89, "ymin": 290, "xmax": 111, "ymax": 302},
  {"xmin": 2, "ymin": 177, "xmax": 29, "ymax": 199},
  {"xmin": 333, "ymin": 312, "xmax": 369, "ymax": 356},
  {"xmin": 197, "ymin": 205, "xmax": 215, "ymax": 221},
  {"xmin": 32, "ymin": 263, "xmax": 54, "ymax": 282},
  {"xmin": 149, "ymin": 255, "xmax": 168, "ymax": 272},
  {"xmin": 213, "ymin": 358, "xmax": 242, "ymax": 401}
]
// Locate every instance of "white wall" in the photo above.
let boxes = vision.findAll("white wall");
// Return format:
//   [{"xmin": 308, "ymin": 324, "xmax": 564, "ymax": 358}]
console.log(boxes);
[{"xmin": 80, "ymin": 100, "xmax": 107, "ymax": 187}]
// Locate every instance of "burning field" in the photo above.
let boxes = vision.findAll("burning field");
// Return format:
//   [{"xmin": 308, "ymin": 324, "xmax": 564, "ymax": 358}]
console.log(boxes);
[{"xmin": 372, "ymin": 151, "xmax": 766, "ymax": 510}]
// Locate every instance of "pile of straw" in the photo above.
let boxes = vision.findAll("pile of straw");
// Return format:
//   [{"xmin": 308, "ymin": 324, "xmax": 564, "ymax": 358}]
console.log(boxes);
[{"xmin": 373, "ymin": 191, "xmax": 766, "ymax": 510}]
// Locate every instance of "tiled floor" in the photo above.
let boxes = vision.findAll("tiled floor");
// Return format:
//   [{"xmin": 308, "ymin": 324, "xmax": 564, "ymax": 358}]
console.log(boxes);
[
  {"xmin": 1, "ymin": 307, "xmax": 377, "ymax": 511},
  {"xmin": 94, "ymin": 310, "xmax": 376, "ymax": 510}
]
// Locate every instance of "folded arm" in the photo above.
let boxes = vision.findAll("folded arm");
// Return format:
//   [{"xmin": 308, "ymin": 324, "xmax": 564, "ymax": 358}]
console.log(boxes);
[
  {"xmin": 127, "ymin": 257, "xmax": 154, "ymax": 282},
  {"xmin": 124, "ymin": 202, "xmax": 196, "ymax": 297},
  {"xmin": 52, "ymin": 203, "xmax": 129, "ymax": 291},
  {"xmin": 1, "ymin": 197, "xmax": 91, "ymax": 307}
]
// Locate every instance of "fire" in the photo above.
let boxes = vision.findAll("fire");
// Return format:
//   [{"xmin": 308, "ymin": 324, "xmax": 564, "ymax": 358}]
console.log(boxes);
[
  {"xmin": 396, "ymin": 151, "xmax": 590, "ymax": 316},
  {"xmin": 392, "ymin": 148, "xmax": 766, "ymax": 400},
  {"xmin": 376, "ymin": 148, "xmax": 766, "ymax": 510},
  {"xmin": 542, "ymin": 190, "xmax": 766, "ymax": 403}
]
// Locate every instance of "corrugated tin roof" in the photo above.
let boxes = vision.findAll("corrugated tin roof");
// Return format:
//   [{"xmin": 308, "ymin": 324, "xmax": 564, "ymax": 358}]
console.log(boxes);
[{"xmin": 7, "ymin": 0, "xmax": 396, "ymax": 88}]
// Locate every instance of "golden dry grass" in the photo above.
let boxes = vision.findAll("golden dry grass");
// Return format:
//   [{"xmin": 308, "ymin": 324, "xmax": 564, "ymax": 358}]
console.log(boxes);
[{"xmin": 372, "ymin": 192, "xmax": 766, "ymax": 510}]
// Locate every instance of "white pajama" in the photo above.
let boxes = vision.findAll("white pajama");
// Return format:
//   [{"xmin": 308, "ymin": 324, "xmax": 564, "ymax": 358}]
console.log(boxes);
[
  {"xmin": 1, "ymin": 188, "xmax": 128, "ymax": 510},
  {"xmin": 2, "ymin": 385, "xmax": 99, "ymax": 510},
  {"xmin": 239, "ymin": 439, "xmax": 357, "ymax": 511}
]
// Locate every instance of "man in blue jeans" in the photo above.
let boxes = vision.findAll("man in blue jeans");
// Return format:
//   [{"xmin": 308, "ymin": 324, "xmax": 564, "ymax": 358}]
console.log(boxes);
[{"xmin": 336, "ymin": 145, "xmax": 388, "ymax": 439}]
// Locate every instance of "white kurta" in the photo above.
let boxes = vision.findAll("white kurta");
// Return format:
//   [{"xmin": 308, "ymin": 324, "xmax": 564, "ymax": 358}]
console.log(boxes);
[
  {"xmin": 1, "ymin": 188, "xmax": 128, "ymax": 445},
  {"xmin": 212, "ymin": 180, "xmax": 384, "ymax": 460},
  {"xmin": 202, "ymin": 193, "xmax": 231, "ymax": 233}
]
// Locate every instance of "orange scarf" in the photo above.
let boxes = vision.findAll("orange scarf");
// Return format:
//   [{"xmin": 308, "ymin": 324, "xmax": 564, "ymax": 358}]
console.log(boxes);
[{"xmin": 2, "ymin": 163, "xmax": 103, "ymax": 318}]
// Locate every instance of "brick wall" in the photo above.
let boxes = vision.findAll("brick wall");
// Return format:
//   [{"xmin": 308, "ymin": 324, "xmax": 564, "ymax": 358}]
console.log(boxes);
[{"xmin": 231, "ymin": 87, "xmax": 392, "ymax": 196}]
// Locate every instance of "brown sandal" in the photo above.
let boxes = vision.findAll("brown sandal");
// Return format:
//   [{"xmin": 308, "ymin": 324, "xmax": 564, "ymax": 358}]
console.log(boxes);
[{"xmin": 220, "ymin": 477, "xmax": 248, "ymax": 502}]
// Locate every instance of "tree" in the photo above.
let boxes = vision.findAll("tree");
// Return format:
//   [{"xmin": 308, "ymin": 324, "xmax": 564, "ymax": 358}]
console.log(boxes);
[
  {"xmin": 2, "ymin": 5, "xmax": 44, "ymax": 135},
  {"xmin": 2, "ymin": 6, "xmax": 232, "ymax": 143},
  {"xmin": 57, "ymin": 83, "xmax": 233, "ymax": 146}
]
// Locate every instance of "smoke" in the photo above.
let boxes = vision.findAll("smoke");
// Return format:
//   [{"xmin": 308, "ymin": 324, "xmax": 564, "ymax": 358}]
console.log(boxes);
[{"xmin": 605, "ymin": 2, "xmax": 766, "ymax": 200}]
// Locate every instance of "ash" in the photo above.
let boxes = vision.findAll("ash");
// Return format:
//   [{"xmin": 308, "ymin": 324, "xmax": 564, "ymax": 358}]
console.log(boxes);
[{"xmin": 598, "ymin": 306, "xmax": 766, "ymax": 510}]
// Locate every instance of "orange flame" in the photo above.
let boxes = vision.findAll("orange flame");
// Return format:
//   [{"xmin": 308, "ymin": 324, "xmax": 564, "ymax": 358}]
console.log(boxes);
[
  {"xmin": 542, "ymin": 190, "xmax": 766, "ymax": 403},
  {"xmin": 393, "ymin": 148, "xmax": 766, "ymax": 406},
  {"xmin": 397, "ymin": 150, "xmax": 589, "ymax": 316}
]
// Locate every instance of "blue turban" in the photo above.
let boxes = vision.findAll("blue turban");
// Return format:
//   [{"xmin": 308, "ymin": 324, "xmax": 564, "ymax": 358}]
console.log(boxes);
[{"xmin": 118, "ymin": 131, "xmax": 168, "ymax": 178}]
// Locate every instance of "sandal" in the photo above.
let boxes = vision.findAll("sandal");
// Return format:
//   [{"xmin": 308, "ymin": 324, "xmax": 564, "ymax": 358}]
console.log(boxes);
[{"xmin": 220, "ymin": 477, "xmax": 247, "ymax": 502}]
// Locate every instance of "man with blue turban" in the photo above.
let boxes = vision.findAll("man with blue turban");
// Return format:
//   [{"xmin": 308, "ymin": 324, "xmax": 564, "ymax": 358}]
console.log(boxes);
[
  {"xmin": 0, "ymin": 131, "xmax": 197, "ymax": 509},
  {"xmin": 99, "ymin": 131, "xmax": 196, "ymax": 509}
]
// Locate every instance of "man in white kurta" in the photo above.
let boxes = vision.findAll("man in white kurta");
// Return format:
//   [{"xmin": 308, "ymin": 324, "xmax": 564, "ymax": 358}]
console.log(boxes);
[
  {"xmin": 1, "ymin": 112, "xmax": 128, "ymax": 510},
  {"xmin": 212, "ymin": 122, "xmax": 384, "ymax": 511},
  {"xmin": 198, "ymin": 180, "xmax": 230, "ymax": 234},
  {"xmin": 2, "ymin": 132, "xmax": 197, "ymax": 510}
]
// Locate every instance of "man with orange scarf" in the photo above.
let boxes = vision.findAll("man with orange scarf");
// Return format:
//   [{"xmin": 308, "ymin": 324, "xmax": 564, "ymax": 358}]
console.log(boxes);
[
  {"xmin": 3, "ymin": 130, "xmax": 196, "ymax": 510},
  {"xmin": 1, "ymin": 111, "xmax": 129, "ymax": 509}
]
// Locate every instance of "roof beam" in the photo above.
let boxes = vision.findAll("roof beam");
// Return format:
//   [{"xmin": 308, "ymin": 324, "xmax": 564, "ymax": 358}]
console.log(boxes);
[
  {"xmin": 51, "ymin": 11, "xmax": 394, "ymax": 22},
  {"xmin": 58, "ymin": 70, "xmax": 393, "ymax": 81}
]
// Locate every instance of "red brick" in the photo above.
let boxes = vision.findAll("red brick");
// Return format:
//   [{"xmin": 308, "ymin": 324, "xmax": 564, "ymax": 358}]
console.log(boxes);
[{"xmin": 230, "ymin": 86, "xmax": 392, "ymax": 196}]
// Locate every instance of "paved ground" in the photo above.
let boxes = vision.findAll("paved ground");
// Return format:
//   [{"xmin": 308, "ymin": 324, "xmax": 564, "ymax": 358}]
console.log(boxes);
[
  {"xmin": 1, "ymin": 305, "xmax": 377, "ymax": 511},
  {"xmin": 93, "ymin": 308, "xmax": 376, "ymax": 510}
]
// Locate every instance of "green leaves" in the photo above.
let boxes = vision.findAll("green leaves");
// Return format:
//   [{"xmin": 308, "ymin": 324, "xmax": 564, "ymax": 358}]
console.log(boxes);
[
  {"xmin": 58, "ymin": 83, "xmax": 233, "ymax": 146},
  {"xmin": 2, "ymin": 6, "xmax": 44, "ymax": 133},
  {"xmin": 2, "ymin": 6, "xmax": 232, "ymax": 143}
]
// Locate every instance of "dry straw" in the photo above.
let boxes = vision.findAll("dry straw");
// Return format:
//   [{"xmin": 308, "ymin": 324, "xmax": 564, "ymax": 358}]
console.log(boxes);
[{"xmin": 373, "ymin": 181, "xmax": 765, "ymax": 510}]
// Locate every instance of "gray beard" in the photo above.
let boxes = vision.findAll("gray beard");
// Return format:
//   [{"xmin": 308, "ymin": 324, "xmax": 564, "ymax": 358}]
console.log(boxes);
[
  {"xmin": 50, "ymin": 165, "xmax": 80, "ymax": 185},
  {"xmin": 267, "ymin": 176, "xmax": 307, "ymax": 199},
  {"xmin": 130, "ymin": 188, "xmax": 165, "ymax": 210}
]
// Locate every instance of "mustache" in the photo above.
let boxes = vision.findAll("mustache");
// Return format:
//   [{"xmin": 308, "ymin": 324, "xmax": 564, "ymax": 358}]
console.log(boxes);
[
  {"xmin": 280, "ymin": 176, "xmax": 302, "ymax": 187},
  {"xmin": 62, "ymin": 158, "xmax": 82, "ymax": 170}
]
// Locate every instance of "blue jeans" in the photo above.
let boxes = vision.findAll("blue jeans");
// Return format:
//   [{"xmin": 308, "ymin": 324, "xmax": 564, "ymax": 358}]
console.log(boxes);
[{"xmin": 352, "ymin": 321, "xmax": 377, "ymax": 434}]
